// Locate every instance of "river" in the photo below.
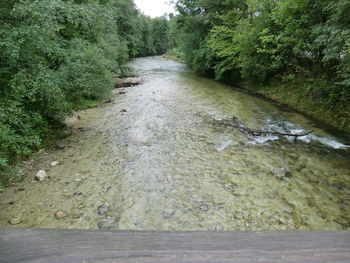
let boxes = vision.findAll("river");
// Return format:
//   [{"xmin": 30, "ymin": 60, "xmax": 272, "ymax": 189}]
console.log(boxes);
[{"xmin": 0, "ymin": 56, "xmax": 349, "ymax": 230}]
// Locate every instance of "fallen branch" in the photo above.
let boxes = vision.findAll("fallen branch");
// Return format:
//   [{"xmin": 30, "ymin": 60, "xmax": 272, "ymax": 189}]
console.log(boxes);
[
  {"xmin": 217, "ymin": 117, "xmax": 313, "ymax": 140},
  {"xmin": 115, "ymin": 77, "xmax": 142, "ymax": 88}
]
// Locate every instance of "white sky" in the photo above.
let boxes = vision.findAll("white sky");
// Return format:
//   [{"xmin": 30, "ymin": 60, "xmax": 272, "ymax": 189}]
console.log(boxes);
[{"xmin": 134, "ymin": 0, "xmax": 175, "ymax": 18}]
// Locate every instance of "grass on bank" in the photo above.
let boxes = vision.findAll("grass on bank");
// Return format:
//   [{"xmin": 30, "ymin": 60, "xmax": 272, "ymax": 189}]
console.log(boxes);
[
  {"xmin": 76, "ymin": 99, "xmax": 100, "ymax": 110},
  {"xmin": 164, "ymin": 48, "xmax": 185, "ymax": 63}
]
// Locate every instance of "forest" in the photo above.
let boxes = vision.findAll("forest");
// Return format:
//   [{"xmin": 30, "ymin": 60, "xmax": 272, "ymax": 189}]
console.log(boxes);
[
  {"xmin": 166, "ymin": 0, "xmax": 350, "ymax": 133},
  {"xmin": 0, "ymin": 0, "xmax": 169, "ymax": 183},
  {"xmin": 0, "ymin": 0, "xmax": 349, "ymax": 186}
]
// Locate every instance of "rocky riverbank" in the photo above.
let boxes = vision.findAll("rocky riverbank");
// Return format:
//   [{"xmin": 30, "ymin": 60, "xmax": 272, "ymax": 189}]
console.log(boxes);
[{"xmin": 1, "ymin": 57, "xmax": 349, "ymax": 231}]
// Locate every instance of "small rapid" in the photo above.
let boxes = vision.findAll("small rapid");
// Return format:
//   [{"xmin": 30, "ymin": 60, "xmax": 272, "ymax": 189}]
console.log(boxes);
[{"xmin": 0, "ymin": 57, "xmax": 349, "ymax": 230}]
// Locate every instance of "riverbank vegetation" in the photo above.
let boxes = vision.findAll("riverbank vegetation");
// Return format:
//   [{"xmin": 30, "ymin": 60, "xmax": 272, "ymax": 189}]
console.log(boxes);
[
  {"xmin": 1, "ymin": 0, "xmax": 349, "ymax": 187},
  {"xmin": 167, "ymin": 0, "xmax": 350, "ymax": 132},
  {"xmin": 0, "ymin": 0, "xmax": 169, "ymax": 186}
]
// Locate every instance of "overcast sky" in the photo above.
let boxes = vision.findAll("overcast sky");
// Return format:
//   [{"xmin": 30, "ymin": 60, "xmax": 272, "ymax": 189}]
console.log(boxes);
[{"xmin": 134, "ymin": 0, "xmax": 175, "ymax": 18}]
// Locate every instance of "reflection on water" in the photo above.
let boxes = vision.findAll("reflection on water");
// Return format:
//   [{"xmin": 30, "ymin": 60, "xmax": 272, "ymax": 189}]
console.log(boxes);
[{"xmin": 1, "ymin": 57, "xmax": 349, "ymax": 230}]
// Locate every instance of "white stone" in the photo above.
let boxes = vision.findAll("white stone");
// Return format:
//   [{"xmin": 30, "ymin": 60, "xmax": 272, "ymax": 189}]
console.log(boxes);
[
  {"xmin": 63, "ymin": 112, "xmax": 81, "ymax": 127},
  {"xmin": 50, "ymin": 161, "xmax": 59, "ymax": 167},
  {"xmin": 10, "ymin": 217, "xmax": 22, "ymax": 225},
  {"xmin": 35, "ymin": 170, "xmax": 47, "ymax": 181}
]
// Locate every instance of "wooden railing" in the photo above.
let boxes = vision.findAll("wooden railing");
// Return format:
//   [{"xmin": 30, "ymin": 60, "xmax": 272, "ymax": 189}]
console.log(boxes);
[{"xmin": 0, "ymin": 229, "xmax": 349, "ymax": 262}]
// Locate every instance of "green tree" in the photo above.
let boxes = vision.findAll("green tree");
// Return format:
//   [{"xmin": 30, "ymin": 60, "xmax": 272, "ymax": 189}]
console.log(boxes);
[
  {"xmin": 0, "ymin": 0, "xmax": 164, "ymax": 184},
  {"xmin": 152, "ymin": 17, "xmax": 170, "ymax": 54}
]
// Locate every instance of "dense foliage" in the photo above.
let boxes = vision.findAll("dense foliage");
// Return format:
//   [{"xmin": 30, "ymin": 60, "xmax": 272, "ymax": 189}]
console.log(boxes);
[
  {"xmin": 169, "ymin": 0, "xmax": 350, "ymax": 131},
  {"xmin": 1, "ymin": 0, "xmax": 349, "ymax": 185},
  {"xmin": 0, "ymin": 0, "xmax": 170, "ymax": 183}
]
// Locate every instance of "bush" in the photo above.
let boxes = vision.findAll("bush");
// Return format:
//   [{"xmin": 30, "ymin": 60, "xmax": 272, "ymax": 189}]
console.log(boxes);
[{"xmin": 0, "ymin": 0, "xmax": 170, "ymax": 186}]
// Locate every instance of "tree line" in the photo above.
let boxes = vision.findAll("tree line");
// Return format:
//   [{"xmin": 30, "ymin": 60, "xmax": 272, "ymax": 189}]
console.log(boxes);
[
  {"xmin": 167, "ymin": 0, "xmax": 350, "ymax": 132},
  {"xmin": 0, "ymin": 0, "xmax": 169, "ymax": 182},
  {"xmin": 1, "ymin": 0, "xmax": 349, "ymax": 185}
]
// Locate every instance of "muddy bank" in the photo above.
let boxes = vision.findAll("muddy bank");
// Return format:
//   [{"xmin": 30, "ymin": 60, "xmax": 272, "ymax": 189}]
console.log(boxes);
[{"xmin": 0, "ymin": 57, "xmax": 349, "ymax": 230}]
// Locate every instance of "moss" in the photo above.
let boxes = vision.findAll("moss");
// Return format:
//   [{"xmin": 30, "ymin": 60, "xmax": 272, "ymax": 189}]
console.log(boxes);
[{"xmin": 76, "ymin": 99, "xmax": 100, "ymax": 110}]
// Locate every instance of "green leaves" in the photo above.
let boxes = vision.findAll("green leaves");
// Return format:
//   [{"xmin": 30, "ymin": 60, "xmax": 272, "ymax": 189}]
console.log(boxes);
[
  {"xmin": 170, "ymin": 0, "xmax": 350, "ymax": 130},
  {"xmin": 152, "ymin": 17, "xmax": 171, "ymax": 55},
  {"xmin": 0, "ymin": 0, "xmax": 166, "ymax": 177}
]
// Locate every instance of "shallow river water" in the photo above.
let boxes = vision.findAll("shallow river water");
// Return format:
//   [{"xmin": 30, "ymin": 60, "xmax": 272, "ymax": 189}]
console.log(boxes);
[{"xmin": 1, "ymin": 57, "xmax": 349, "ymax": 230}]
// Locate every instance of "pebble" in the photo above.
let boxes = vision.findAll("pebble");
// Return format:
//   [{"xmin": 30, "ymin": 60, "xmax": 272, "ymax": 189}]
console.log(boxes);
[
  {"xmin": 273, "ymin": 168, "xmax": 292, "ymax": 181},
  {"xmin": 50, "ymin": 161, "xmax": 59, "ymax": 167},
  {"xmin": 163, "ymin": 209, "xmax": 175, "ymax": 219},
  {"xmin": 224, "ymin": 184, "xmax": 238, "ymax": 192},
  {"xmin": 10, "ymin": 217, "xmax": 22, "ymax": 225},
  {"xmin": 98, "ymin": 218, "xmax": 118, "ymax": 230},
  {"xmin": 199, "ymin": 203, "xmax": 209, "ymax": 211},
  {"xmin": 74, "ymin": 178, "xmax": 82, "ymax": 182},
  {"xmin": 75, "ymin": 213, "xmax": 84, "ymax": 219},
  {"xmin": 35, "ymin": 170, "xmax": 47, "ymax": 181},
  {"xmin": 102, "ymin": 184, "xmax": 111, "ymax": 193},
  {"xmin": 56, "ymin": 143, "xmax": 65, "ymax": 150},
  {"xmin": 97, "ymin": 204, "xmax": 110, "ymax": 216},
  {"xmin": 55, "ymin": 210, "xmax": 67, "ymax": 219}
]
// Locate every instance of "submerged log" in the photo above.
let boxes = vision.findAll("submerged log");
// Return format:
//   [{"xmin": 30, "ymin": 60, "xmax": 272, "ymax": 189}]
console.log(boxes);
[
  {"xmin": 114, "ymin": 77, "xmax": 142, "ymax": 88},
  {"xmin": 217, "ymin": 117, "xmax": 313, "ymax": 140}
]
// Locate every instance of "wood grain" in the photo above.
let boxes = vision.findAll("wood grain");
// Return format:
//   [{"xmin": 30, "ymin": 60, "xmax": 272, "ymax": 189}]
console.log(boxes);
[{"xmin": 0, "ymin": 229, "xmax": 349, "ymax": 263}]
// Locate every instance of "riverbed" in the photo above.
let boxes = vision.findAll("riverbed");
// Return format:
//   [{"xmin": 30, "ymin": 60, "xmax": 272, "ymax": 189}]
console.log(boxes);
[{"xmin": 0, "ymin": 57, "xmax": 349, "ymax": 230}]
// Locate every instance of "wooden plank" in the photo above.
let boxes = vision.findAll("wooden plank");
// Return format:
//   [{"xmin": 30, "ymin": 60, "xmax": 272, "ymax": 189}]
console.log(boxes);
[{"xmin": 0, "ymin": 229, "xmax": 349, "ymax": 263}]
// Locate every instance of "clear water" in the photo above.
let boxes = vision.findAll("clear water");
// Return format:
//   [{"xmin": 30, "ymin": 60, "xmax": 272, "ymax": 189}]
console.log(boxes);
[{"xmin": 1, "ymin": 57, "xmax": 349, "ymax": 230}]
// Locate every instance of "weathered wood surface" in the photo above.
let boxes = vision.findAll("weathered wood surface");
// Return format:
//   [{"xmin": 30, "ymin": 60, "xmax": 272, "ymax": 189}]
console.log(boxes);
[{"xmin": 0, "ymin": 229, "xmax": 349, "ymax": 263}]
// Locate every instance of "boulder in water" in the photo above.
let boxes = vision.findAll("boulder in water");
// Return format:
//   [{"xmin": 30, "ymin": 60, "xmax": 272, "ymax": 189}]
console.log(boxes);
[{"xmin": 35, "ymin": 170, "xmax": 47, "ymax": 181}]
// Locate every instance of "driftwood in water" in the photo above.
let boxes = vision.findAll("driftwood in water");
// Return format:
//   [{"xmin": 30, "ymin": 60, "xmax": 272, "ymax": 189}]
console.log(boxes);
[
  {"xmin": 115, "ymin": 77, "xmax": 142, "ymax": 88},
  {"xmin": 218, "ymin": 117, "xmax": 313, "ymax": 140}
]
